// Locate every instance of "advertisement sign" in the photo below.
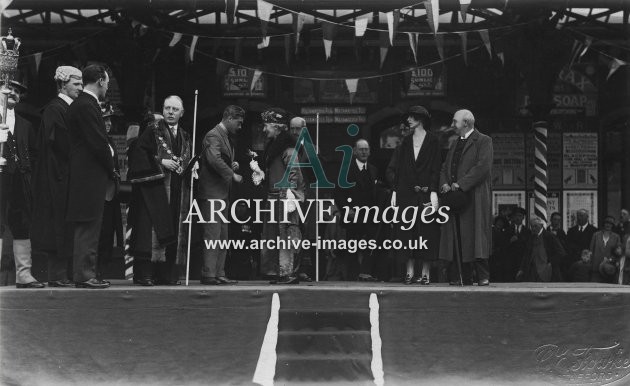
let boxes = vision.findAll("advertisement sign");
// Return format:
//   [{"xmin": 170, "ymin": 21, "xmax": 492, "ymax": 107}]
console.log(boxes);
[
  {"xmin": 406, "ymin": 65, "xmax": 446, "ymax": 97},
  {"xmin": 528, "ymin": 192, "xmax": 560, "ymax": 221},
  {"xmin": 223, "ymin": 66, "xmax": 266, "ymax": 97},
  {"xmin": 563, "ymin": 132, "xmax": 598, "ymax": 189},
  {"xmin": 492, "ymin": 133, "xmax": 526, "ymax": 189},
  {"xmin": 563, "ymin": 190, "xmax": 598, "ymax": 230},
  {"xmin": 492, "ymin": 191, "xmax": 526, "ymax": 218}
]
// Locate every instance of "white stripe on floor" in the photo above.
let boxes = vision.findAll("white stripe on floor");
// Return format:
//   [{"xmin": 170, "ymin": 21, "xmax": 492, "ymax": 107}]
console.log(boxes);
[
  {"xmin": 253, "ymin": 292, "xmax": 280, "ymax": 386},
  {"xmin": 370, "ymin": 293, "xmax": 385, "ymax": 386}
]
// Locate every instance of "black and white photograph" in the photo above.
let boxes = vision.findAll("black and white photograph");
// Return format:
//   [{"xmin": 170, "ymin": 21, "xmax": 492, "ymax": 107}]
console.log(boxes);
[{"xmin": 1, "ymin": 0, "xmax": 630, "ymax": 385}]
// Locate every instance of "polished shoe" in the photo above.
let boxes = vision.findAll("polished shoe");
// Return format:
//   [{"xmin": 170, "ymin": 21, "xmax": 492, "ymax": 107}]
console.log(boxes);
[
  {"xmin": 200, "ymin": 277, "xmax": 221, "ymax": 285},
  {"xmin": 477, "ymin": 279, "xmax": 490, "ymax": 286},
  {"xmin": 418, "ymin": 275, "xmax": 430, "ymax": 285},
  {"xmin": 298, "ymin": 273, "xmax": 313, "ymax": 282},
  {"xmin": 16, "ymin": 281, "xmax": 46, "ymax": 289},
  {"xmin": 154, "ymin": 279, "xmax": 181, "ymax": 286},
  {"xmin": 133, "ymin": 277, "xmax": 154, "ymax": 286},
  {"xmin": 75, "ymin": 278, "xmax": 110, "ymax": 289},
  {"xmin": 48, "ymin": 280, "xmax": 74, "ymax": 288},
  {"xmin": 276, "ymin": 276, "xmax": 300, "ymax": 285},
  {"xmin": 217, "ymin": 276, "xmax": 238, "ymax": 285},
  {"xmin": 404, "ymin": 274, "xmax": 414, "ymax": 285},
  {"xmin": 449, "ymin": 280, "xmax": 473, "ymax": 286}
]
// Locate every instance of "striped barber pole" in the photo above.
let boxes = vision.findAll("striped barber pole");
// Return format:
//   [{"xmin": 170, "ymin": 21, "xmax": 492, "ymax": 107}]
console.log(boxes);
[
  {"xmin": 533, "ymin": 121, "xmax": 549, "ymax": 222},
  {"xmin": 124, "ymin": 206, "xmax": 134, "ymax": 280}
]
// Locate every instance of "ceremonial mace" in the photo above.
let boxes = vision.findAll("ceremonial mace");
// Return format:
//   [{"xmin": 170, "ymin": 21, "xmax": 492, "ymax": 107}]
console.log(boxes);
[
  {"xmin": 0, "ymin": 29, "xmax": 21, "ymax": 225},
  {"xmin": 184, "ymin": 89, "xmax": 199, "ymax": 286}
]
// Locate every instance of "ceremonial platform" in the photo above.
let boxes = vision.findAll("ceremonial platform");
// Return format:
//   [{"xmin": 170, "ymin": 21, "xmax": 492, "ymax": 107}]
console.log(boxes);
[{"xmin": 2, "ymin": 282, "xmax": 630, "ymax": 386}]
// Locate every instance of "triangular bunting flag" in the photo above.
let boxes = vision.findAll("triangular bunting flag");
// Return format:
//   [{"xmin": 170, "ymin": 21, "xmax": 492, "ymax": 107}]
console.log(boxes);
[
  {"xmin": 169, "ymin": 33, "xmax": 183, "ymax": 47},
  {"xmin": 459, "ymin": 32, "xmax": 468, "ymax": 65},
  {"xmin": 345, "ymin": 79, "xmax": 358, "ymax": 104},
  {"xmin": 0, "ymin": 0, "xmax": 13, "ymax": 14},
  {"xmin": 34, "ymin": 52, "xmax": 42, "ymax": 74},
  {"xmin": 379, "ymin": 31, "xmax": 389, "ymax": 68},
  {"xmin": 386, "ymin": 11, "xmax": 400, "ymax": 45},
  {"xmin": 225, "ymin": 0, "xmax": 239, "ymax": 24},
  {"xmin": 579, "ymin": 37, "xmax": 592, "ymax": 58},
  {"xmin": 293, "ymin": 13, "xmax": 306, "ymax": 54},
  {"xmin": 424, "ymin": 0, "xmax": 439, "ymax": 34},
  {"xmin": 435, "ymin": 34, "xmax": 445, "ymax": 61},
  {"xmin": 322, "ymin": 21, "xmax": 336, "ymax": 60},
  {"xmin": 251, "ymin": 69, "xmax": 263, "ymax": 92},
  {"xmin": 568, "ymin": 39, "xmax": 582, "ymax": 68},
  {"xmin": 189, "ymin": 35, "xmax": 199, "ymax": 62},
  {"xmin": 497, "ymin": 51, "xmax": 505, "ymax": 66},
  {"xmin": 257, "ymin": 0, "xmax": 273, "ymax": 37},
  {"xmin": 407, "ymin": 33, "xmax": 419, "ymax": 63},
  {"xmin": 479, "ymin": 29, "xmax": 492, "ymax": 57},
  {"xmin": 257, "ymin": 36, "xmax": 270, "ymax": 49},
  {"xmin": 460, "ymin": 0, "xmax": 470, "ymax": 22},
  {"xmin": 607, "ymin": 58, "xmax": 627, "ymax": 81},
  {"xmin": 355, "ymin": 17, "xmax": 368, "ymax": 37}
]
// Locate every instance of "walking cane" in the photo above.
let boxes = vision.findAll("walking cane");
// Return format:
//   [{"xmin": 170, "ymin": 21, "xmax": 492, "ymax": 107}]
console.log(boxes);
[
  {"xmin": 454, "ymin": 214, "xmax": 464, "ymax": 286},
  {"xmin": 184, "ymin": 89, "xmax": 199, "ymax": 286}
]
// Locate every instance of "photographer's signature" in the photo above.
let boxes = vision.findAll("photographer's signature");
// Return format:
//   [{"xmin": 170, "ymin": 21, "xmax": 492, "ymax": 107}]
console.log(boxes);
[{"xmin": 535, "ymin": 343, "xmax": 630, "ymax": 384}]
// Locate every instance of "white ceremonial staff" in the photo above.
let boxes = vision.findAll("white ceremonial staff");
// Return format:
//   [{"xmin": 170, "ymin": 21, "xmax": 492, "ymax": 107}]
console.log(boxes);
[
  {"xmin": 185, "ymin": 89, "xmax": 199, "ymax": 286},
  {"xmin": 315, "ymin": 113, "xmax": 319, "ymax": 282}
]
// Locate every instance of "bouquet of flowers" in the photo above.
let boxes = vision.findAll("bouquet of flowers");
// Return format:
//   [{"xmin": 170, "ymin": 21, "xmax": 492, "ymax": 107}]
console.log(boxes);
[{"xmin": 248, "ymin": 149, "xmax": 265, "ymax": 186}]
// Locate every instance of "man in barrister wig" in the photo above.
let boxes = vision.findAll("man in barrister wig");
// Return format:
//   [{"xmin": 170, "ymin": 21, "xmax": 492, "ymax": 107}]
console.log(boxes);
[
  {"xmin": 0, "ymin": 74, "xmax": 45, "ymax": 288},
  {"xmin": 31, "ymin": 66, "xmax": 83, "ymax": 287},
  {"xmin": 126, "ymin": 96, "xmax": 191, "ymax": 285}
]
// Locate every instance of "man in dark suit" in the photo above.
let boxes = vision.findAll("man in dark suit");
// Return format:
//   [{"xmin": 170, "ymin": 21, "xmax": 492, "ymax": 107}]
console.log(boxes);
[
  {"xmin": 566, "ymin": 209, "xmax": 597, "ymax": 269},
  {"xmin": 547, "ymin": 211, "xmax": 569, "ymax": 280},
  {"xmin": 65, "ymin": 64, "xmax": 115, "ymax": 289},
  {"xmin": 516, "ymin": 216, "xmax": 566, "ymax": 282},
  {"xmin": 505, "ymin": 207, "xmax": 531, "ymax": 282},
  {"xmin": 31, "ymin": 66, "xmax": 83, "ymax": 287},
  {"xmin": 0, "ymin": 79, "xmax": 44, "ymax": 288},
  {"xmin": 439, "ymin": 109, "xmax": 493, "ymax": 286},
  {"xmin": 335, "ymin": 139, "xmax": 380, "ymax": 281},
  {"xmin": 197, "ymin": 105, "xmax": 244, "ymax": 285}
]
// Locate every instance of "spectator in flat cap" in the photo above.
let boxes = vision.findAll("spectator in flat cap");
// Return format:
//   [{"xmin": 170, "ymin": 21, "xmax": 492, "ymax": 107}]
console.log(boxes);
[
  {"xmin": 387, "ymin": 105, "xmax": 441, "ymax": 285},
  {"xmin": 31, "ymin": 65, "xmax": 83, "ymax": 287}
]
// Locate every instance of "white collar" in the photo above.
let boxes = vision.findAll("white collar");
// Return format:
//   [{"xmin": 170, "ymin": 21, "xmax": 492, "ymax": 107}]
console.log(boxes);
[
  {"xmin": 58, "ymin": 93, "xmax": 74, "ymax": 106},
  {"xmin": 83, "ymin": 89, "xmax": 99, "ymax": 103},
  {"xmin": 461, "ymin": 128, "xmax": 474, "ymax": 140},
  {"xmin": 537, "ymin": 228, "xmax": 544, "ymax": 236},
  {"xmin": 355, "ymin": 159, "xmax": 367, "ymax": 170}
]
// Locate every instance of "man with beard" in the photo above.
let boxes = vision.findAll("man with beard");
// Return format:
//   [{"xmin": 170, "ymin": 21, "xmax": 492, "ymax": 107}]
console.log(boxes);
[
  {"xmin": 0, "ymin": 77, "xmax": 44, "ymax": 288},
  {"xmin": 31, "ymin": 66, "xmax": 83, "ymax": 287}
]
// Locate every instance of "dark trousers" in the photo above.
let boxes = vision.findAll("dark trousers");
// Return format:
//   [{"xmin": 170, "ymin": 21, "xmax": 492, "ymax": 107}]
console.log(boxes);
[
  {"xmin": 47, "ymin": 223, "xmax": 74, "ymax": 281},
  {"xmin": 72, "ymin": 218, "xmax": 103, "ymax": 282},
  {"xmin": 450, "ymin": 259, "xmax": 490, "ymax": 283},
  {"xmin": 200, "ymin": 199, "xmax": 228, "ymax": 279}
]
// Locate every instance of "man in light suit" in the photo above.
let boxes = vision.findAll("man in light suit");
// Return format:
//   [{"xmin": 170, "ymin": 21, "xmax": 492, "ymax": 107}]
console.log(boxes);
[
  {"xmin": 65, "ymin": 64, "xmax": 115, "ymax": 289},
  {"xmin": 197, "ymin": 105, "xmax": 244, "ymax": 285}
]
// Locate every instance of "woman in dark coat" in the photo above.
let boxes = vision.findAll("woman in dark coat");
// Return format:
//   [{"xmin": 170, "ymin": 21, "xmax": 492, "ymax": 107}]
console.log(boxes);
[{"xmin": 387, "ymin": 106, "xmax": 441, "ymax": 284}]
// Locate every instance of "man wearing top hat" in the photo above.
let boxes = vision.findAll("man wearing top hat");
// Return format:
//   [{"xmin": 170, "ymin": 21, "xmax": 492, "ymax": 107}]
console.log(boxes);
[
  {"xmin": 31, "ymin": 66, "xmax": 83, "ymax": 287},
  {"xmin": 0, "ymin": 74, "xmax": 45, "ymax": 288},
  {"xmin": 439, "ymin": 109, "xmax": 493, "ymax": 286}
]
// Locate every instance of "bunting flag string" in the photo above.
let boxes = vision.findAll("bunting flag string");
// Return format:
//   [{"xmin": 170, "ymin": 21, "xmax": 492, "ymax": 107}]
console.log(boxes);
[
  {"xmin": 293, "ymin": 13, "xmax": 306, "ymax": 53},
  {"xmin": 459, "ymin": 0, "xmax": 471, "ymax": 23},
  {"xmin": 322, "ymin": 21, "xmax": 336, "ymax": 60},
  {"xmin": 225, "ymin": 0, "xmax": 239, "ymax": 24},
  {"xmin": 379, "ymin": 31, "xmax": 389, "ymax": 68},
  {"xmin": 579, "ymin": 36, "xmax": 592, "ymax": 58},
  {"xmin": 33, "ymin": 52, "xmax": 42, "ymax": 74},
  {"xmin": 497, "ymin": 51, "xmax": 505, "ymax": 66},
  {"xmin": 250, "ymin": 69, "xmax": 263, "ymax": 92},
  {"xmin": 386, "ymin": 11, "xmax": 400, "ymax": 45},
  {"xmin": 257, "ymin": 36, "xmax": 270, "ymax": 49},
  {"xmin": 0, "ymin": 0, "xmax": 13, "ymax": 14}
]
